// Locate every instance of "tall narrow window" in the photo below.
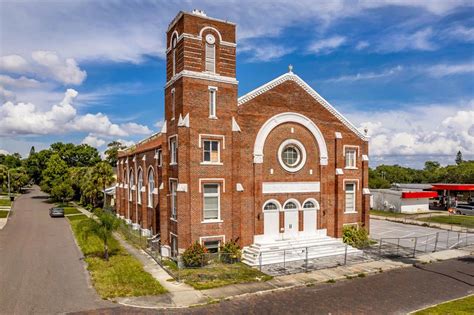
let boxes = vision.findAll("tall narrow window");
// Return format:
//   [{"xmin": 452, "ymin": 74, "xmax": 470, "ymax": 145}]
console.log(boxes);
[
  {"xmin": 170, "ymin": 137, "xmax": 177, "ymax": 165},
  {"xmin": 172, "ymin": 37, "xmax": 177, "ymax": 76},
  {"xmin": 147, "ymin": 169, "xmax": 154, "ymax": 207},
  {"xmin": 345, "ymin": 182, "xmax": 356, "ymax": 213},
  {"xmin": 137, "ymin": 169, "xmax": 143, "ymax": 204},
  {"xmin": 170, "ymin": 180, "xmax": 177, "ymax": 219},
  {"xmin": 129, "ymin": 170, "xmax": 134, "ymax": 200},
  {"xmin": 203, "ymin": 184, "xmax": 220, "ymax": 221},
  {"xmin": 155, "ymin": 149, "xmax": 162, "ymax": 167},
  {"xmin": 345, "ymin": 147, "xmax": 357, "ymax": 168},
  {"xmin": 209, "ymin": 88, "xmax": 217, "ymax": 118},
  {"xmin": 203, "ymin": 140, "xmax": 220, "ymax": 163},
  {"xmin": 171, "ymin": 89, "xmax": 175, "ymax": 120},
  {"xmin": 205, "ymin": 34, "xmax": 216, "ymax": 72}
]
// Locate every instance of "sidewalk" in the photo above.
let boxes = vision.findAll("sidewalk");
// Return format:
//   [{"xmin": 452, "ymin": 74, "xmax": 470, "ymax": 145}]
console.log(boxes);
[
  {"xmin": 73, "ymin": 205, "xmax": 474, "ymax": 310},
  {"xmin": 371, "ymin": 214, "xmax": 471, "ymax": 232}
]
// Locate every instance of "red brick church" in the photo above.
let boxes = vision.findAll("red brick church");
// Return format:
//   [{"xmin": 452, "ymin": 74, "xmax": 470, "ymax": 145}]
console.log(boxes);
[{"xmin": 116, "ymin": 10, "xmax": 370, "ymax": 263}]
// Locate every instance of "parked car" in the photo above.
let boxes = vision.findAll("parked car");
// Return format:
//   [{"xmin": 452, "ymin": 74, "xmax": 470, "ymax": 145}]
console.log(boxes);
[
  {"xmin": 49, "ymin": 207, "xmax": 64, "ymax": 217},
  {"xmin": 454, "ymin": 204, "xmax": 474, "ymax": 216}
]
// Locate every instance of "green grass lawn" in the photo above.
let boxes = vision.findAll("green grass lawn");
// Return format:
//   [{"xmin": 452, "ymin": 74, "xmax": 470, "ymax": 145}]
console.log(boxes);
[
  {"xmin": 418, "ymin": 215, "xmax": 474, "ymax": 229},
  {"xmin": 0, "ymin": 199, "xmax": 12, "ymax": 207},
  {"xmin": 67, "ymin": 215, "xmax": 166, "ymax": 298},
  {"xmin": 63, "ymin": 207, "xmax": 82, "ymax": 216},
  {"xmin": 414, "ymin": 294, "xmax": 474, "ymax": 314},
  {"xmin": 0, "ymin": 211, "xmax": 9, "ymax": 218},
  {"xmin": 162, "ymin": 259, "xmax": 272, "ymax": 290}
]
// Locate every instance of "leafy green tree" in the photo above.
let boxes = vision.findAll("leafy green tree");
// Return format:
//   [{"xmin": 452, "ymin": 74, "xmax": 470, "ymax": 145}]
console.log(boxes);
[
  {"xmin": 455, "ymin": 150, "xmax": 463, "ymax": 165},
  {"xmin": 105, "ymin": 141, "xmax": 126, "ymax": 167},
  {"xmin": 0, "ymin": 165, "xmax": 8, "ymax": 193},
  {"xmin": 24, "ymin": 149, "xmax": 52, "ymax": 184},
  {"xmin": 0, "ymin": 153, "xmax": 22, "ymax": 169},
  {"xmin": 50, "ymin": 180, "xmax": 74, "ymax": 202},
  {"xmin": 8, "ymin": 167, "xmax": 29, "ymax": 192},
  {"xmin": 78, "ymin": 210, "xmax": 120, "ymax": 260},
  {"xmin": 29, "ymin": 146, "xmax": 35, "ymax": 157},
  {"xmin": 50, "ymin": 142, "xmax": 100, "ymax": 167},
  {"xmin": 93, "ymin": 161, "xmax": 115, "ymax": 208},
  {"xmin": 41, "ymin": 154, "xmax": 69, "ymax": 193}
]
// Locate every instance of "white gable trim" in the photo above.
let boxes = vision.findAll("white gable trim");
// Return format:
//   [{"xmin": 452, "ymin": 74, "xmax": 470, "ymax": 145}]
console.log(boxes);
[{"xmin": 238, "ymin": 72, "xmax": 368, "ymax": 141}]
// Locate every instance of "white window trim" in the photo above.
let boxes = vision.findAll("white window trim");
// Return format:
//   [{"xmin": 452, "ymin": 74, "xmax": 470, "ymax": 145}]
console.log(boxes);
[
  {"xmin": 137, "ymin": 167, "xmax": 143, "ymax": 204},
  {"xmin": 262, "ymin": 199, "xmax": 281, "ymax": 213},
  {"xmin": 169, "ymin": 178, "xmax": 178, "ymax": 220},
  {"xmin": 208, "ymin": 86, "xmax": 218, "ymax": 119},
  {"xmin": 202, "ymin": 139, "xmax": 221, "ymax": 164},
  {"xmin": 278, "ymin": 139, "xmax": 307, "ymax": 173},
  {"xmin": 198, "ymin": 134, "xmax": 225, "ymax": 149},
  {"xmin": 202, "ymin": 183, "xmax": 221, "ymax": 222},
  {"xmin": 172, "ymin": 37, "xmax": 177, "ymax": 76},
  {"xmin": 205, "ymin": 41, "xmax": 216, "ymax": 73},
  {"xmin": 283, "ymin": 198, "xmax": 301, "ymax": 211},
  {"xmin": 343, "ymin": 145, "xmax": 359, "ymax": 170},
  {"xmin": 344, "ymin": 181, "xmax": 357, "ymax": 214},
  {"xmin": 168, "ymin": 135, "xmax": 178, "ymax": 165},
  {"xmin": 170, "ymin": 88, "xmax": 176, "ymax": 121},
  {"xmin": 155, "ymin": 149, "xmax": 163, "ymax": 167},
  {"xmin": 199, "ymin": 235, "xmax": 226, "ymax": 245},
  {"xmin": 302, "ymin": 198, "xmax": 320, "ymax": 211},
  {"xmin": 198, "ymin": 178, "xmax": 225, "ymax": 193},
  {"xmin": 147, "ymin": 167, "xmax": 155, "ymax": 208}
]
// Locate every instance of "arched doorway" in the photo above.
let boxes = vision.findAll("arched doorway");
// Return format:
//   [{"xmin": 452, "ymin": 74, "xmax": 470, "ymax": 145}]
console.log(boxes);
[
  {"xmin": 302, "ymin": 199, "xmax": 319, "ymax": 235},
  {"xmin": 283, "ymin": 199, "xmax": 300, "ymax": 238},
  {"xmin": 263, "ymin": 200, "xmax": 280, "ymax": 240}
]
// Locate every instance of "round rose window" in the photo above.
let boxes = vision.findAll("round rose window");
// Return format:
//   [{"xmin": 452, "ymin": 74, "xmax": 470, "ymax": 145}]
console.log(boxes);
[{"xmin": 278, "ymin": 139, "xmax": 306, "ymax": 172}]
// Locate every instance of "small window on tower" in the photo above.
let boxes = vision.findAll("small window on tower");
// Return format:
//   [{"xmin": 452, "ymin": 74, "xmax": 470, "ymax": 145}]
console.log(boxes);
[
  {"xmin": 172, "ymin": 37, "xmax": 177, "ymax": 76},
  {"xmin": 203, "ymin": 140, "xmax": 220, "ymax": 163},
  {"xmin": 205, "ymin": 34, "xmax": 216, "ymax": 73},
  {"xmin": 209, "ymin": 88, "xmax": 217, "ymax": 118}
]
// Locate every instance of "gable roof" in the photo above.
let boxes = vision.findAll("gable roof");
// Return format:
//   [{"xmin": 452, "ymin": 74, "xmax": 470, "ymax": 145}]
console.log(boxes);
[{"xmin": 238, "ymin": 71, "xmax": 369, "ymax": 141}]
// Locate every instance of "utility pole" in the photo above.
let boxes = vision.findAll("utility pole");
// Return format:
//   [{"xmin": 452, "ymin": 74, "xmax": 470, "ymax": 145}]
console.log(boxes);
[{"xmin": 7, "ymin": 170, "xmax": 11, "ymax": 200}]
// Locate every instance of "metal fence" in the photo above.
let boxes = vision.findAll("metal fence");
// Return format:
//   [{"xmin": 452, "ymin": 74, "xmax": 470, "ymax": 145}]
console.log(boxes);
[
  {"xmin": 376, "ymin": 230, "xmax": 474, "ymax": 258},
  {"xmin": 258, "ymin": 230, "xmax": 474, "ymax": 276},
  {"xmin": 117, "ymin": 223, "xmax": 242, "ymax": 281}
]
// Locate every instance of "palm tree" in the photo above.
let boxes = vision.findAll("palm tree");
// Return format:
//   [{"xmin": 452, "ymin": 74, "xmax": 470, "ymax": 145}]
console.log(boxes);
[
  {"xmin": 92, "ymin": 161, "xmax": 115, "ymax": 209},
  {"xmin": 78, "ymin": 210, "xmax": 120, "ymax": 261}
]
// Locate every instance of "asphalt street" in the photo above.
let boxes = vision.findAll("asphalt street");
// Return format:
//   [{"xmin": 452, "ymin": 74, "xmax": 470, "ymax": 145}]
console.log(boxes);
[{"xmin": 0, "ymin": 186, "xmax": 114, "ymax": 314}]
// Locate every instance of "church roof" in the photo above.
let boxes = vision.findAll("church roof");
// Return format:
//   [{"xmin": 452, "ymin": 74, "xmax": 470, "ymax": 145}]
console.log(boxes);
[{"xmin": 238, "ymin": 71, "xmax": 369, "ymax": 141}]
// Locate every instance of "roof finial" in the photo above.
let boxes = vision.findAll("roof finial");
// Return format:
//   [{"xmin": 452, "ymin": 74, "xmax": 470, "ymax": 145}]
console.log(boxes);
[{"xmin": 288, "ymin": 64, "xmax": 293, "ymax": 73}]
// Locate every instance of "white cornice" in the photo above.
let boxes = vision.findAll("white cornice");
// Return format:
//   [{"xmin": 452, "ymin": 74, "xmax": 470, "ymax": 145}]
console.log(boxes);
[
  {"xmin": 238, "ymin": 72, "xmax": 369, "ymax": 141},
  {"xmin": 167, "ymin": 11, "xmax": 236, "ymax": 33},
  {"xmin": 165, "ymin": 70, "xmax": 238, "ymax": 88}
]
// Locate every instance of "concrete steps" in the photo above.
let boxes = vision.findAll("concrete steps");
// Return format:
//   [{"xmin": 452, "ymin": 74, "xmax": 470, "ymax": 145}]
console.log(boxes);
[{"xmin": 242, "ymin": 235, "xmax": 359, "ymax": 266}]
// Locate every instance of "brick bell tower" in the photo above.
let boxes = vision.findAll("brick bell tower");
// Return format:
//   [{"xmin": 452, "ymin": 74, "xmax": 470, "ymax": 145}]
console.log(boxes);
[{"xmin": 160, "ymin": 10, "xmax": 240, "ymax": 255}]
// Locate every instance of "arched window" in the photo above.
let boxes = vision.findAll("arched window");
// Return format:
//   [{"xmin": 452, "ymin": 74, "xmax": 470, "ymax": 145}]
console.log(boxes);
[
  {"xmin": 303, "ymin": 201, "xmax": 316, "ymax": 209},
  {"xmin": 264, "ymin": 202, "xmax": 278, "ymax": 211},
  {"xmin": 284, "ymin": 201, "xmax": 298, "ymax": 210},
  {"xmin": 129, "ymin": 170, "xmax": 134, "ymax": 200},
  {"xmin": 137, "ymin": 169, "xmax": 143, "ymax": 204},
  {"xmin": 172, "ymin": 36, "xmax": 177, "ymax": 76},
  {"xmin": 205, "ymin": 34, "xmax": 216, "ymax": 72},
  {"xmin": 147, "ymin": 168, "xmax": 155, "ymax": 207}
]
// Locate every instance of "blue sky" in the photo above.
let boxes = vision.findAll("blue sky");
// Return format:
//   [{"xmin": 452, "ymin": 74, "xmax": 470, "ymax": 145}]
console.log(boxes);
[{"xmin": 0, "ymin": 0, "xmax": 473, "ymax": 168}]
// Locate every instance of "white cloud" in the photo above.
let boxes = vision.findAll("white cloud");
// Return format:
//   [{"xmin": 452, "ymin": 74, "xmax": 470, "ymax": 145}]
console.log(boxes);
[
  {"xmin": 355, "ymin": 41, "xmax": 369, "ymax": 50},
  {"xmin": 240, "ymin": 43, "xmax": 295, "ymax": 62},
  {"xmin": 307, "ymin": 36, "xmax": 346, "ymax": 54},
  {"xmin": 0, "ymin": 55, "xmax": 29, "ymax": 73},
  {"xmin": 376, "ymin": 28, "xmax": 436, "ymax": 52},
  {"xmin": 0, "ymin": 149, "xmax": 9, "ymax": 155},
  {"xmin": 0, "ymin": 75, "xmax": 42, "ymax": 89},
  {"xmin": 81, "ymin": 134, "xmax": 106, "ymax": 148},
  {"xmin": 348, "ymin": 100, "xmax": 474, "ymax": 156},
  {"xmin": 116, "ymin": 139, "xmax": 136, "ymax": 147},
  {"xmin": 443, "ymin": 25, "xmax": 474, "ymax": 42},
  {"xmin": 31, "ymin": 51, "xmax": 87, "ymax": 85},
  {"xmin": 425, "ymin": 63, "xmax": 474, "ymax": 78},
  {"xmin": 0, "ymin": 89, "xmax": 152, "ymax": 137},
  {"xmin": 325, "ymin": 65, "xmax": 403, "ymax": 82}
]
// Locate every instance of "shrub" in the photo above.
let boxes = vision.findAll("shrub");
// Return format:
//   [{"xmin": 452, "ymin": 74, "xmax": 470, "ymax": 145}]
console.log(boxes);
[
  {"xmin": 182, "ymin": 242, "xmax": 207, "ymax": 267},
  {"xmin": 219, "ymin": 240, "xmax": 242, "ymax": 264},
  {"xmin": 342, "ymin": 225, "xmax": 371, "ymax": 249}
]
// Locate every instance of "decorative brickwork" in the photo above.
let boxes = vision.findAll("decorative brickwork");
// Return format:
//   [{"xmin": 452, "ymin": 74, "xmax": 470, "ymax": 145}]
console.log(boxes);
[{"xmin": 116, "ymin": 10, "xmax": 369, "ymax": 256}]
